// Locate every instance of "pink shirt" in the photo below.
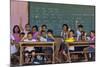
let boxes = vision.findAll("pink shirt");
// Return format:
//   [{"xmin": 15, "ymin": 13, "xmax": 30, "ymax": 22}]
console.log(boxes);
[
  {"xmin": 13, "ymin": 33, "xmax": 21, "ymax": 43},
  {"xmin": 89, "ymin": 36, "xmax": 95, "ymax": 48},
  {"xmin": 32, "ymin": 32, "xmax": 39, "ymax": 39}
]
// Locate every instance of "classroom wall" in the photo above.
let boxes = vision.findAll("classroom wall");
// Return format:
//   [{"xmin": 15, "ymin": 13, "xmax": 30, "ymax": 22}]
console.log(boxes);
[{"xmin": 10, "ymin": 0, "xmax": 28, "ymax": 34}]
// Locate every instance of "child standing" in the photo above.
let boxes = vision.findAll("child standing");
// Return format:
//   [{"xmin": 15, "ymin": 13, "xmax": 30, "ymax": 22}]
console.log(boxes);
[
  {"xmin": 10, "ymin": 35, "xmax": 19, "ymax": 64},
  {"xmin": 59, "ymin": 24, "xmax": 70, "ymax": 62},
  {"xmin": 61, "ymin": 24, "xmax": 70, "ymax": 41},
  {"xmin": 12, "ymin": 25, "xmax": 21, "ymax": 43},
  {"xmin": 59, "ymin": 30, "xmax": 75, "ymax": 62}
]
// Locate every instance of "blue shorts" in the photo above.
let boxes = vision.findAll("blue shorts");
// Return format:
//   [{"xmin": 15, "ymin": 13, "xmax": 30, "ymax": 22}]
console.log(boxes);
[{"xmin": 88, "ymin": 47, "xmax": 95, "ymax": 52}]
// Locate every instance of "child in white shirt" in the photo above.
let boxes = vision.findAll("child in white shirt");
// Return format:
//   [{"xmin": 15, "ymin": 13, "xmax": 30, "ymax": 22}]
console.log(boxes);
[{"xmin": 23, "ymin": 32, "xmax": 37, "ymax": 64}]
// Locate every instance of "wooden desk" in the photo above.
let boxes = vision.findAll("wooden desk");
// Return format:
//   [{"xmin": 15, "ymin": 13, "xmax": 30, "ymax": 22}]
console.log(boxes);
[
  {"xmin": 66, "ymin": 41, "xmax": 95, "ymax": 62},
  {"xmin": 19, "ymin": 42, "xmax": 55, "ymax": 65}
]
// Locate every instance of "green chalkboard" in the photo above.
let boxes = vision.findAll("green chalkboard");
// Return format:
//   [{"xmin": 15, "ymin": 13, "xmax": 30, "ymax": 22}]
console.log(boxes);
[{"xmin": 28, "ymin": 2, "xmax": 95, "ymax": 36}]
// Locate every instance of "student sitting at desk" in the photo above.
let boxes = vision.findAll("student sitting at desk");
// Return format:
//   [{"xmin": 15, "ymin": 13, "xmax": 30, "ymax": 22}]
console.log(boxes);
[
  {"xmin": 47, "ymin": 29, "xmax": 55, "ymax": 42},
  {"xmin": 46, "ymin": 29, "xmax": 55, "ymax": 62},
  {"xmin": 75, "ymin": 23, "xmax": 88, "ymax": 52},
  {"xmin": 39, "ymin": 29, "xmax": 55, "ymax": 42},
  {"xmin": 40, "ymin": 29, "xmax": 55, "ymax": 62},
  {"xmin": 65, "ymin": 30, "xmax": 75, "ymax": 42},
  {"xmin": 65, "ymin": 30, "xmax": 76, "ymax": 57},
  {"xmin": 39, "ymin": 24, "xmax": 47, "ymax": 35},
  {"xmin": 40, "ymin": 29, "xmax": 55, "ymax": 53},
  {"xmin": 83, "ymin": 30, "xmax": 95, "ymax": 61},
  {"xmin": 23, "ymin": 32, "xmax": 37, "ymax": 64},
  {"xmin": 80, "ymin": 31, "xmax": 87, "ymax": 41},
  {"xmin": 76, "ymin": 24, "xmax": 84, "ymax": 41},
  {"xmin": 32, "ymin": 25, "xmax": 39, "ymax": 39},
  {"xmin": 39, "ymin": 30, "xmax": 47, "ymax": 42}
]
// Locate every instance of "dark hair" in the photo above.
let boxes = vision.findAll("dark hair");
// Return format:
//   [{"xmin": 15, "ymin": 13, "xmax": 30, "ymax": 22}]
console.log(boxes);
[
  {"xmin": 13, "ymin": 25, "xmax": 20, "ymax": 33},
  {"xmin": 91, "ymin": 30, "xmax": 95, "ymax": 34},
  {"xmin": 27, "ymin": 32, "xmax": 33, "ymax": 36},
  {"xmin": 20, "ymin": 32, "xmax": 25, "ymax": 35},
  {"xmin": 70, "ymin": 30, "xmax": 74, "ymax": 34},
  {"xmin": 47, "ymin": 29, "xmax": 53, "ymax": 34},
  {"xmin": 78, "ymin": 24, "xmax": 83, "ymax": 28},
  {"xmin": 32, "ymin": 25, "xmax": 38, "ymax": 31},
  {"xmin": 41, "ymin": 30, "xmax": 46, "ymax": 33},
  {"xmin": 62, "ymin": 24, "xmax": 69, "ymax": 30},
  {"xmin": 25, "ymin": 24, "xmax": 30, "ymax": 28},
  {"xmin": 41, "ymin": 24, "xmax": 47, "ymax": 28}
]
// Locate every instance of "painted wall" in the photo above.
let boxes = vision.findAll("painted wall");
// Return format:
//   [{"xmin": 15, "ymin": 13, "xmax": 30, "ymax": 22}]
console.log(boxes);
[
  {"xmin": 23, "ymin": 0, "xmax": 95, "ymax": 5},
  {"xmin": 10, "ymin": 0, "xmax": 28, "ymax": 34}
]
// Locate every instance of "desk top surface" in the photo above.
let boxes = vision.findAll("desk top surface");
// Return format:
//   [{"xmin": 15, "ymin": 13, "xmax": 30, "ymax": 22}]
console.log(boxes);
[
  {"xmin": 67, "ymin": 41, "xmax": 95, "ymax": 44},
  {"xmin": 19, "ymin": 41, "xmax": 55, "ymax": 44},
  {"xmin": 66, "ymin": 41, "xmax": 95, "ymax": 46},
  {"xmin": 19, "ymin": 41, "xmax": 95, "ymax": 46}
]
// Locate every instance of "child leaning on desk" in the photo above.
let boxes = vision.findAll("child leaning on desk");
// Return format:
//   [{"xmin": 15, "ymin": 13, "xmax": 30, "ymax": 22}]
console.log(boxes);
[
  {"xmin": 23, "ymin": 32, "xmax": 37, "ymax": 64},
  {"xmin": 39, "ymin": 29, "xmax": 55, "ymax": 53},
  {"xmin": 37, "ymin": 29, "xmax": 55, "ymax": 62}
]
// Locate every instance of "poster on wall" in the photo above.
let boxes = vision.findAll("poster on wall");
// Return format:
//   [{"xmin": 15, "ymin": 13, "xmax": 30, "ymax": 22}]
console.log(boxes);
[{"xmin": 10, "ymin": 0, "xmax": 95, "ymax": 66}]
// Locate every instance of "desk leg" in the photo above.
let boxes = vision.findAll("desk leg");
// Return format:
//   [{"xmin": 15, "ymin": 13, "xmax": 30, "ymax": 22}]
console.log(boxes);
[
  {"xmin": 52, "ymin": 43, "xmax": 55, "ymax": 64},
  {"xmin": 67, "ymin": 43, "xmax": 71, "ymax": 62},
  {"xmin": 20, "ymin": 44, "xmax": 23, "ymax": 65}
]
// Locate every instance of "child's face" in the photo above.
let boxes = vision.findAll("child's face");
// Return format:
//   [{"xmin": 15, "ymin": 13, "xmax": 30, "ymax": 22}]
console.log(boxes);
[
  {"xmin": 42, "ymin": 26, "xmax": 46, "ymax": 31},
  {"xmin": 15, "ymin": 27, "xmax": 19, "ymax": 33},
  {"xmin": 32, "ymin": 28, "xmax": 36, "ymax": 32},
  {"xmin": 25, "ymin": 25, "xmax": 30, "ymax": 31},
  {"xmin": 63, "ymin": 26, "xmax": 67, "ymax": 31},
  {"xmin": 69, "ymin": 32, "xmax": 74, "ymax": 37},
  {"xmin": 79, "ymin": 27, "xmax": 83, "ymax": 31},
  {"xmin": 20, "ymin": 34, "xmax": 24, "ymax": 39},
  {"xmin": 47, "ymin": 32, "xmax": 52, "ymax": 37},
  {"xmin": 41, "ymin": 32, "xmax": 47, "ymax": 37},
  {"xmin": 27, "ymin": 34, "xmax": 33, "ymax": 40}
]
